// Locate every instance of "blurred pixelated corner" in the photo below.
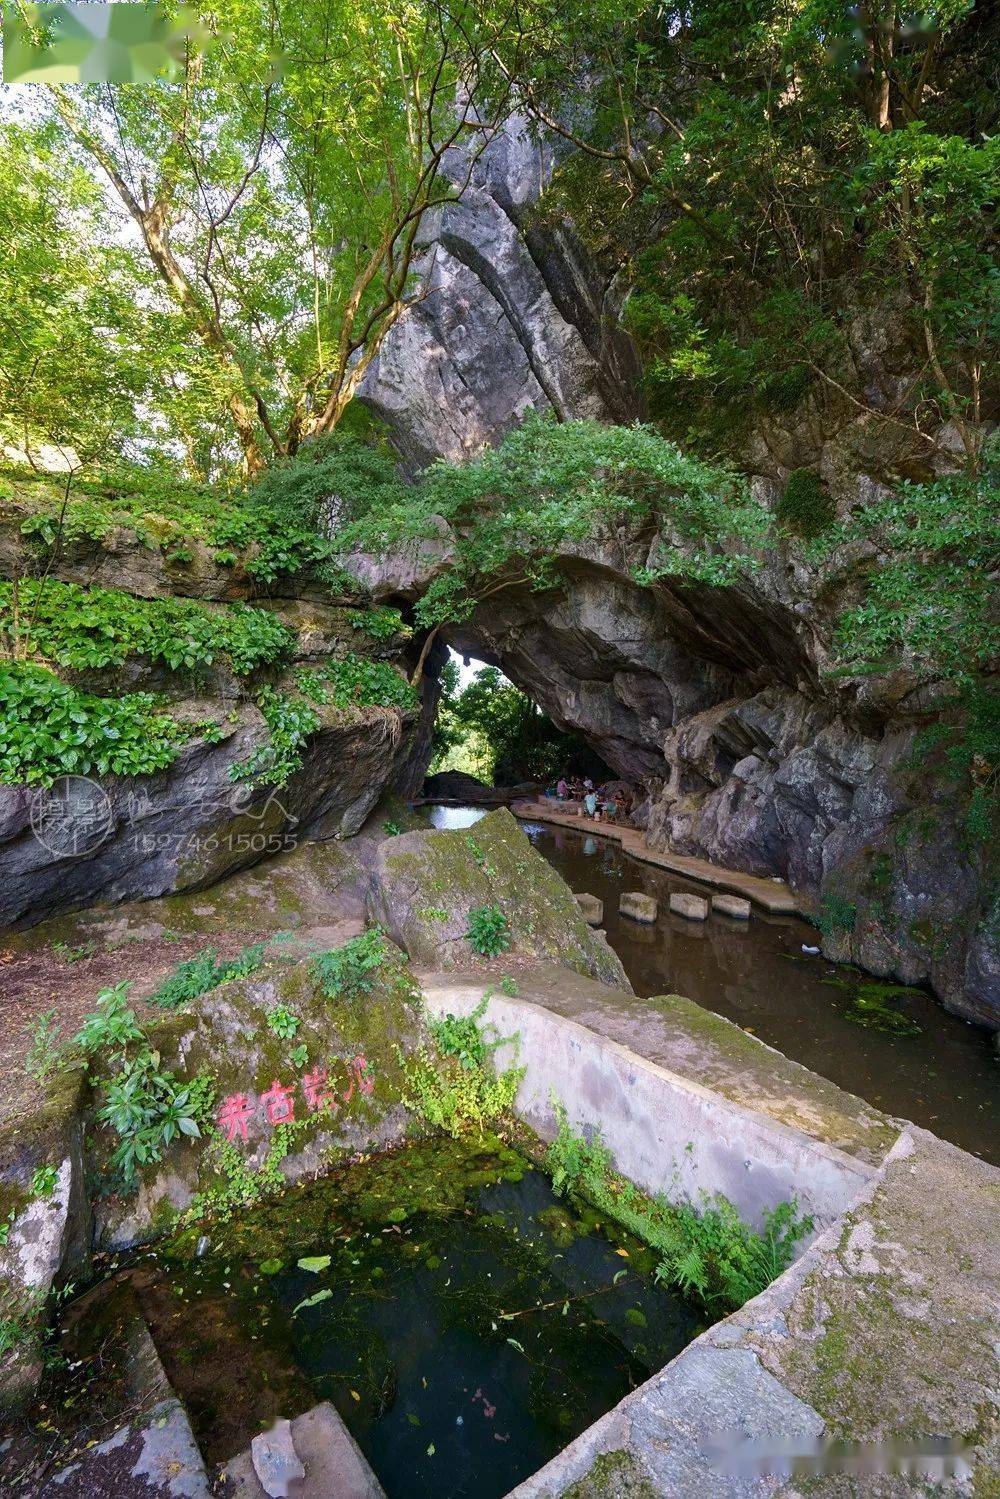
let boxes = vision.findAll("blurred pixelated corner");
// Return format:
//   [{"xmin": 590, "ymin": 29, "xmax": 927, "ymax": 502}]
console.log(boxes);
[{"xmin": 2, "ymin": 2, "xmax": 212, "ymax": 83}]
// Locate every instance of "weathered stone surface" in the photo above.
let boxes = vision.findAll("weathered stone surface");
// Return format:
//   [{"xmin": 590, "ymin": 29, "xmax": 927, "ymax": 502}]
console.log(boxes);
[
  {"xmin": 711, "ymin": 893, "xmax": 751, "ymax": 919},
  {"xmin": 0, "ymin": 1067, "xmax": 91, "ymax": 1412},
  {"xmin": 620, "ymin": 892, "xmax": 657, "ymax": 924},
  {"xmin": 90, "ymin": 942, "xmax": 421, "ymax": 1249},
  {"xmin": 669, "ymin": 892, "xmax": 709, "ymax": 921},
  {"xmin": 576, "ymin": 892, "xmax": 604, "ymax": 926},
  {"xmin": 358, "ymin": 116, "xmax": 642, "ymax": 469},
  {"xmin": 368, "ymin": 807, "xmax": 629, "ymax": 988},
  {"xmin": 225, "ymin": 1403, "xmax": 385, "ymax": 1499}
]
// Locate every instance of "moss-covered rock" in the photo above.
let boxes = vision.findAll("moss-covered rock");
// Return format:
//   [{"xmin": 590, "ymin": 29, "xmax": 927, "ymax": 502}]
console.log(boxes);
[
  {"xmin": 89, "ymin": 938, "xmax": 423, "ymax": 1249},
  {"xmin": 368, "ymin": 807, "xmax": 630, "ymax": 987}
]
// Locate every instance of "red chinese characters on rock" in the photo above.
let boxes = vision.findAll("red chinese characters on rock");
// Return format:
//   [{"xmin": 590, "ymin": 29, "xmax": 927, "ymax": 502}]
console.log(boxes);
[
  {"xmin": 214, "ymin": 1055, "xmax": 375, "ymax": 1143},
  {"xmin": 216, "ymin": 1092, "xmax": 254, "ymax": 1144}
]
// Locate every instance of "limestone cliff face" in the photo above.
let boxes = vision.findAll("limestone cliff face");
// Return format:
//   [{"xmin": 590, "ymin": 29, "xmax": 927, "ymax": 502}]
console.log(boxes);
[
  {"xmin": 358, "ymin": 115, "xmax": 642, "ymax": 469},
  {"xmin": 350, "ymin": 513, "xmax": 996, "ymax": 1027},
  {"xmin": 350, "ymin": 119, "xmax": 997, "ymax": 1028}
]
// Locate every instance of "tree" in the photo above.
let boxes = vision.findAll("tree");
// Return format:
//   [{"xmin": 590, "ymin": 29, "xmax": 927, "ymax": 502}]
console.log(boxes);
[
  {"xmin": 492, "ymin": 0, "xmax": 997, "ymax": 471},
  {"xmin": 40, "ymin": 0, "xmax": 525, "ymax": 471}
]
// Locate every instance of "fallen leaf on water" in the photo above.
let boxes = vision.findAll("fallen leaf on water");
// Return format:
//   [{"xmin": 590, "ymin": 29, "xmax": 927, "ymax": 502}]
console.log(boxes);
[
  {"xmin": 297, "ymin": 1255, "xmax": 331, "ymax": 1273},
  {"xmin": 291, "ymin": 1289, "xmax": 332, "ymax": 1316}
]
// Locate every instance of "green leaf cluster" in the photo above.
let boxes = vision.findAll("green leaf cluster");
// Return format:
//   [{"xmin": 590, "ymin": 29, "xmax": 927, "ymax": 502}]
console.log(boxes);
[
  {"xmin": 312, "ymin": 928, "xmax": 391, "ymax": 1003},
  {"xmin": 148, "ymin": 943, "xmax": 267, "ymax": 1010},
  {"xmin": 0, "ymin": 663, "xmax": 190, "ymax": 785},
  {"xmin": 1, "ymin": 580, "xmax": 295, "ymax": 676},
  {"xmin": 466, "ymin": 904, "xmax": 512, "ymax": 959},
  {"xmin": 73, "ymin": 981, "xmax": 214, "ymax": 1189},
  {"xmin": 546, "ymin": 1103, "xmax": 812, "ymax": 1315}
]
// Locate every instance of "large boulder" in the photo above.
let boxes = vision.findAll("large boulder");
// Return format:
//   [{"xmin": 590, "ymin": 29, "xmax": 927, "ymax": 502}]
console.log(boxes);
[
  {"xmin": 0, "ymin": 696, "xmax": 423, "ymax": 931},
  {"xmin": 90, "ymin": 940, "xmax": 423, "ymax": 1249},
  {"xmin": 367, "ymin": 807, "xmax": 629, "ymax": 987}
]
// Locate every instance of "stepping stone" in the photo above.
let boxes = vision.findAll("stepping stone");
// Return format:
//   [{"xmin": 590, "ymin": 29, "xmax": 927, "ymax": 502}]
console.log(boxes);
[
  {"xmin": 712, "ymin": 893, "xmax": 751, "ymax": 920},
  {"xmin": 576, "ymin": 893, "xmax": 604, "ymax": 926},
  {"xmin": 669, "ymin": 892, "xmax": 709, "ymax": 921},
  {"xmin": 620, "ymin": 891, "xmax": 657, "ymax": 923}
]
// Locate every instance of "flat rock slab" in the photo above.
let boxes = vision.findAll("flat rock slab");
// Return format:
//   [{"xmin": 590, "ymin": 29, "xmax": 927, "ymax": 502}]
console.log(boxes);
[
  {"xmin": 712, "ymin": 893, "xmax": 751, "ymax": 919},
  {"xmin": 575, "ymin": 892, "xmax": 604, "ymax": 925},
  {"xmin": 619, "ymin": 891, "xmax": 657, "ymax": 923},
  {"xmin": 669, "ymin": 892, "xmax": 709, "ymax": 921},
  {"xmin": 224, "ymin": 1402, "xmax": 385, "ymax": 1498},
  {"xmin": 46, "ymin": 1398, "xmax": 211, "ymax": 1498}
]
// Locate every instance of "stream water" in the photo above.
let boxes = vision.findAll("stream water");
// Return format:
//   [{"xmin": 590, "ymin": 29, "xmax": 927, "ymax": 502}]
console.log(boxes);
[
  {"xmin": 53, "ymin": 1140, "xmax": 699, "ymax": 1498},
  {"xmin": 429, "ymin": 807, "xmax": 1000, "ymax": 1163}
]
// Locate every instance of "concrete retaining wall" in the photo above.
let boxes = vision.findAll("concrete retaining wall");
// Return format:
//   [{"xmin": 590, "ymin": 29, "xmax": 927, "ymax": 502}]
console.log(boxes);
[{"xmin": 422, "ymin": 982, "xmax": 874, "ymax": 1236}]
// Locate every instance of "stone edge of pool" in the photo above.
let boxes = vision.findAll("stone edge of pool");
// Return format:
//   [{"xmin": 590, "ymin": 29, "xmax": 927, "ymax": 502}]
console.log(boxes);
[{"xmin": 420, "ymin": 970, "xmax": 1000, "ymax": 1498}]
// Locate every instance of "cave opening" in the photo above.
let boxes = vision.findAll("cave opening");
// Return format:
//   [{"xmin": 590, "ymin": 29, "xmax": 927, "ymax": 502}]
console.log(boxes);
[{"xmin": 428, "ymin": 647, "xmax": 612, "ymax": 792}]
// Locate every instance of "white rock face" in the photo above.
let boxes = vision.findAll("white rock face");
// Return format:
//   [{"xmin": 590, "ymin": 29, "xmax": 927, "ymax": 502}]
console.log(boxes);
[{"xmin": 358, "ymin": 115, "xmax": 642, "ymax": 468}]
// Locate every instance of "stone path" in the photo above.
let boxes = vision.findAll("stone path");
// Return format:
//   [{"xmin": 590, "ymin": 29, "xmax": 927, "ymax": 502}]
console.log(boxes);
[{"xmin": 511, "ymin": 800, "xmax": 800, "ymax": 915}]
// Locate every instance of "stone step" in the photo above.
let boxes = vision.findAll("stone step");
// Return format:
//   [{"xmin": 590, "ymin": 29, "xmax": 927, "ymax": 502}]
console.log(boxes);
[{"xmin": 224, "ymin": 1401, "xmax": 385, "ymax": 1498}]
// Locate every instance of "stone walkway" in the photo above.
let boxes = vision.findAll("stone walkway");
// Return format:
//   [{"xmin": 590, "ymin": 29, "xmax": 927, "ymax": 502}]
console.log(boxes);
[{"xmin": 511, "ymin": 800, "xmax": 801, "ymax": 915}]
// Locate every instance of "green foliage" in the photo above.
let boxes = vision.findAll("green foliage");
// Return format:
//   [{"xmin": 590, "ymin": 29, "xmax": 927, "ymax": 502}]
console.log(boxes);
[
  {"xmin": 0, "ymin": 663, "xmax": 190, "ymax": 786},
  {"xmin": 826, "ymin": 473, "xmax": 999, "ymax": 683},
  {"xmin": 230, "ymin": 688, "xmax": 321, "ymax": 788},
  {"xmin": 546, "ymin": 1103, "xmax": 812, "ymax": 1315},
  {"xmin": 653, "ymin": 1196, "xmax": 813, "ymax": 1313},
  {"xmin": 294, "ymin": 654, "xmax": 417, "ymax": 713},
  {"xmin": 267, "ymin": 1003, "xmax": 301, "ymax": 1040},
  {"xmin": 73, "ymin": 982, "xmax": 145, "ymax": 1059},
  {"xmin": 466, "ymin": 904, "xmax": 511, "ymax": 958},
  {"xmin": 331, "ymin": 416, "xmax": 766, "ymax": 627},
  {"xmin": 427, "ymin": 996, "xmax": 507, "ymax": 1072},
  {"xmin": 0, "ymin": 580, "xmax": 295, "ymax": 677},
  {"xmin": 312, "ymin": 928, "xmax": 390, "ymax": 1003},
  {"xmin": 776, "ymin": 470, "xmax": 835, "ymax": 539},
  {"xmin": 401, "ymin": 1000, "xmax": 524, "ymax": 1139},
  {"xmin": 25, "ymin": 1009, "xmax": 62, "ymax": 1083},
  {"xmin": 148, "ymin": 943, "xmax": 266, "ymax": 1010},
  {"xmin": 810, "ymin": 892, "xmax": 858, "ymax": 942},
  {"xmin": 70, "ymin": 981, "xmax": 212, "ymax": 1189},
  {"xmin": 30, "ymin": 1164, "xmax": 59, "ymax": 1199},
  {"xmin": 51, "ymin": 939, "xmax": 98, "ymax": 964},
  {"xmin": 97, "ymin": 1052, "xmax": 211, "ymax": 1188},
  {"xmin": 432, "ymin": 662, "xmax": 605, "ymax": 786},
  {"xmin": 383, "ymin": 820, "xmax": 403, "ymax": 836},
  {"xmin": 351, "ymin": 606, "xmax": 410, "ymax": 641},
  {"xmin": 514, "ymin": 2, "xmax": 995, "ymax": 469}
]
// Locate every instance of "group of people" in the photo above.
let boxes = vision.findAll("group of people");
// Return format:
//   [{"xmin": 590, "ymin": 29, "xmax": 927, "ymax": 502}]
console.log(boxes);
[{"xmin": 551, "ymin": 776, "xmax": 633, "ymax": 823}]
